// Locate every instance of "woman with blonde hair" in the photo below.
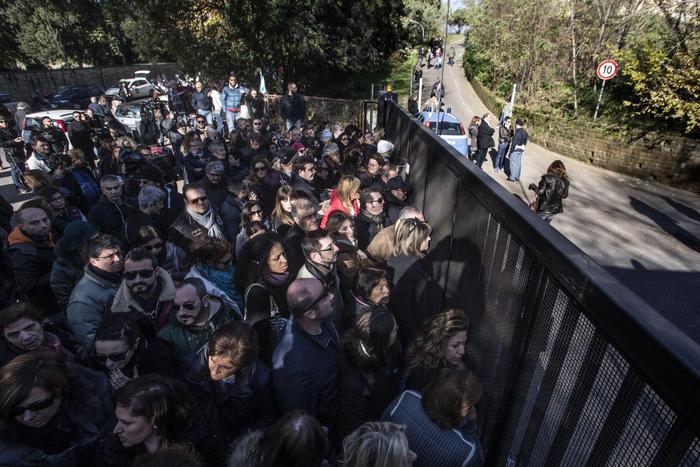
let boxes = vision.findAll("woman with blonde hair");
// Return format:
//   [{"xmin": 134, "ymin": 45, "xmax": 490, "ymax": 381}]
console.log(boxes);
[
  {"xmin": 270, "ymin": 185, "xmax": 296, "ymax": 236},
  {"xmin": 405, "ymin": 308, "xmax": 470, "ymax": 391},
  {"xmin": 343, "ymin": 421, "xmax": 416, "ymax": 467},
  {"xmin": 387, "ymin": 218, "xmax": 437, "ymax": 346},
  {"xmin": 320, "ymin": 175, "xmax": 361, "ymax": 228}
]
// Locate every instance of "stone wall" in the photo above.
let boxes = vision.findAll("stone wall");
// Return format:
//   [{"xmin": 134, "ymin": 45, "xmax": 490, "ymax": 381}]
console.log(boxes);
[
  {"xmin": 0, "ymin": 63, "xmax": 180, "ymax": 100},
  {"xmin": 470, "ymin": 78, "xmax": 700, "ymax": 193}
]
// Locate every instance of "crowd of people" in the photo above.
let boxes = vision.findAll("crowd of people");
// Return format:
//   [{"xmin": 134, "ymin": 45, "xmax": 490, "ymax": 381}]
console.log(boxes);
[{"xmin": 0, "ymin": 74, "xmax": 485, "ymax": 466}]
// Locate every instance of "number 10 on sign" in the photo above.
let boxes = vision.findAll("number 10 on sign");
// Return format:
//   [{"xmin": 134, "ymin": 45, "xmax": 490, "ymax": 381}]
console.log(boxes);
[{"xmin": 594, "ymin": 60, "xmax": 619, "ymax": 120}]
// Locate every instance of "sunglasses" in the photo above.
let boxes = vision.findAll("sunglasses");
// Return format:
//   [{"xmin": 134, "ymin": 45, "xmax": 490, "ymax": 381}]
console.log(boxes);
[
  {"xmin": 196, "ymin": 120, "xmax": 205, "ymax": 124},
  {"xmin": 254, "ymin": 166, "xmax": 267, "ymax": 172},
  {"xmin": 173, "ymin": 303, "xmax": 197, "ymax": 311},
  {"xmin": 95, "ymin": 349, "xmax": 131, "ymax": 364},
  {"xmin": 123, "ymin": 268, "xmax": 155, "ymax": 280},
  {"xmin": 251, "ymin": 209, "xmax": 263, "ymax": 215},
  {"xmin": 188, "ymin": 196, "xmax": 208, "ymax": 205},
  {"xmin": 11, "ymin": 396, "xmax": 56, "ymax": 417}
]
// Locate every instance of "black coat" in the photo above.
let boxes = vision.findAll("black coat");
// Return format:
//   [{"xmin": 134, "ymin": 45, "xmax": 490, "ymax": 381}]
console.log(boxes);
[
  {"xmin": 87, "ymin": 197, "xmax": 134, "ymax": 245},
  {"xmin": 32, "ymin": 125, "xmax": 68, "ymax": 154},
  {"xmin": 387, "ymin": 254, "xmax": 438, "ymax": 348},
  {"xmin": 291, "ymin": 174, "xmax": 320, "ymax": 205},
  {"xmin": 0, "ymin": 363, "xmax": 114, "ymax": 467},
  {"xmin": 83, "ymin": 334, "xmax": 177, "ymax": 379},
  {"xmin": 280, "ymin": 92, "xmax": 305, "ymax": 121},
  {"xmin": 282, "ymin": 224, "xmax": 306, "ymax": 277},
  {"xmin": 338, "ymin": 343, "xmax": 402, "ymax": 440},
  {"xmin": 221, "ymin": 193, "xmax": 244, "ymax": 241},
  {"xmin": 355, "ymin": 210, "xmax": 391, "ymax": 250},
  {"xmin": 0, "ymin": 127, "xmax": 23, "ymax": 161},
  {"xmin": 68, "ymin": 120, "xmax": 94, "ymax": 157},
  {"xmin": 6, "ymin": 228, "xmax": 57, "ymax": 312},
  {"xmin": 476, "ymin": 120, "xmax": 495, "ymax": 149},
  {"xmin": 168, "ymin": 208, "xmax": 228, "ymax": 251},
  {"xmin": 531, "ymin": 174, "xmax": 569, "ymax": 216},
  {"xmin": 272, "ymin": 319, "xmax": 340, "ymax": 428},
  {"xmin": 183, "ymin": 347, "xmax": 276, "ymax": 440},
  {"xmin": 245, "ymin": 94, "xmax": 265, "ymax": 119}
]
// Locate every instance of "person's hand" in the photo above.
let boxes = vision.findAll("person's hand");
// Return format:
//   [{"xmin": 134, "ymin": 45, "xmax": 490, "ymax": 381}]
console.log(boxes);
[
  {"xmin": 109, "ymin": 366, "xmax": 137, "ymax": 389},
  {"xmin": 14, "ymin": 137, "xmax": 23, "ymax": 143},
  {"xmin": 528, "ymin": 183, "xmax": 537, "ymax": 191}
]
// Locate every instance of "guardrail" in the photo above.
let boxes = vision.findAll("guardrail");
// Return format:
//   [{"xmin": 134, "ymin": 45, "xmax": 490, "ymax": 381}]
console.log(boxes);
[{"xmin": 378, "ymin": 99, "xmax": 700, "ymax": 466}]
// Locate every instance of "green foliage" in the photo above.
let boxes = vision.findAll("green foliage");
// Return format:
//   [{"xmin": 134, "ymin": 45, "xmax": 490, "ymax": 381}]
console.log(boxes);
[{"xmin": 617, "ymin": 47, "xmax": 700, "ymax": 133}]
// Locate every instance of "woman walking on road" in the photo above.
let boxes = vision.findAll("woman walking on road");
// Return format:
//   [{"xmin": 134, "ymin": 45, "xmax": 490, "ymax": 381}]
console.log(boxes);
[{"xmin": 529, "ymin": 160, "xmax": 570, "ymax": 223}]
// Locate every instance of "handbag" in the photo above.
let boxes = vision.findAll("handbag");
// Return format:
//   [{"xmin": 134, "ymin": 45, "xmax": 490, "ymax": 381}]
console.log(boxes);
[
  {"xmin": 239, "ymin": 103, "xmax": 251, "ymax": 119},
  {"xmin": 244, "ymin": 282, "xmax": 279, "ymax": 321}
]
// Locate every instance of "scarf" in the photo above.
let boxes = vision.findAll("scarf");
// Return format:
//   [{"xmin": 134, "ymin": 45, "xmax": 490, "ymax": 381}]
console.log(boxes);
[
  {"xmin": 264, "ymin": 271, "xmax": 290, "ymax": 286},
  {"xmin": 186, "ymin": 206, "xmax": 224, "ymax": 239},
  {"xmin": 87, "ymin": 263, "xmax": 122, "ymax": 285},
  {"xmin": 199, "ymin": 264, "xmax": 242, "ymax": 306}
]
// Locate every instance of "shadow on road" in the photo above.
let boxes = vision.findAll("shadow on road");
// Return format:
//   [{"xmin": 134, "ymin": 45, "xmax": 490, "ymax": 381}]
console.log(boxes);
[
  {"xmin": 660, "ymin": 195, "xmax": 700, "ymax": 224},
  {"xmin": 630, "ymin": 196, "xmax": 700, "ymax": 254}
]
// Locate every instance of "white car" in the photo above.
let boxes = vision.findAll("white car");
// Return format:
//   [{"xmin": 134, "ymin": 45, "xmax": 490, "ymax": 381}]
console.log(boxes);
[
  {"xmin": 22, "ymin": 109, "xmax": 76, "ymax": 148},
  {"xmin": 415, "ymin": 109, "xmax": 469, "ymax": 156},
  {"xmin": 105, "ymin": 71, "xmax": 156, "ymax": 100}
]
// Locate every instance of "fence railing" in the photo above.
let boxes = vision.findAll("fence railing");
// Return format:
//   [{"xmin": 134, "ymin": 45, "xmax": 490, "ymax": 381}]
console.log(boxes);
[{"xmin": 378, "ymin": 99, "xmax": 700, "ymax": 466}]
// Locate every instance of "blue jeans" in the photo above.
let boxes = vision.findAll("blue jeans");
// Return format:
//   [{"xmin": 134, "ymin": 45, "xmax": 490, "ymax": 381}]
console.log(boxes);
[
  {"xmin": 213, "ymin": 110, "xmax": 224, "ymax": 131},
  {"xmin": 197, "ymin": 109, "xmax": 213, "ymax": 125},
  {"xmin": 508, "ymin": 149, "xmax": 524, "ymax": 181},
  {"xmin": 225, "ymin": 111, "xmax": 240, "ymax": 135},
  {"xmin": 494, "ymin": 142, "xmax": 510, "ymax": 170},
  {"xmin": 8, "ymin": 155, "xmax": 26, "ymax": 189}
]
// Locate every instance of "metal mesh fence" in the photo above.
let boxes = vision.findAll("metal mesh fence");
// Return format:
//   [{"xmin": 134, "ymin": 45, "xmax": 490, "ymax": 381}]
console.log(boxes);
[{"xmin": 381, "ymin": 100, "xmax": 700, "ymax": 466}]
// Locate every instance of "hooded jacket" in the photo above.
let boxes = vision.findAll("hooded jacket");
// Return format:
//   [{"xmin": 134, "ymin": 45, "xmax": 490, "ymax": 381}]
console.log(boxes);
[
  {"xmin": 50, "ymin": 240, "xmax": 87, "ymax": 310},
  {"xmin": 110, "ymin": 267, "xmax": 176, "ymax": 330},
  {"xmin": 6, "ymin": 227, "xmax": 57, "ymax": 311},
  {"xmin": 67, "ymin": 265, "xmax": 120, "ymax": 348}
]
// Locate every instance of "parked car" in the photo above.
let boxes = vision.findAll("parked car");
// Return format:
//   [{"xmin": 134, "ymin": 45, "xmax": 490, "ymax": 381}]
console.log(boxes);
[
  {"xmin": 415, "ymin": 109, "xmax": 468, "ymax": 156},
  {"xmin": 105, "ymin": 71, "xmax": 156, "ymax": 100},
  {"xmin": 50, "ymin": 85, "xmax": 103, "ymax": 110},
  {"xmin": 114, "ymin": 100, "xmax": 169, "ymax": 138},
  {"xmin": 22, "ymin": 109, "xmax": 76, "ymax": 148}
]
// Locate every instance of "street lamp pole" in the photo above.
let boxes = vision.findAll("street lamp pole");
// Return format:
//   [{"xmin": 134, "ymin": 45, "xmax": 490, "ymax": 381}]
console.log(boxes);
[
  {"xmin": 407, "ymin": 19, "xmax": 425, "ymax": 44},
  {"xmin": 436, "ymin": 0, "xmax": 450, "ymax": 135}
]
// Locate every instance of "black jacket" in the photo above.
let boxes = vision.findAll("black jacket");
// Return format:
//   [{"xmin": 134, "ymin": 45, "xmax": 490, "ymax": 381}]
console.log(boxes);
[
  {"xmin": 0, "ymin": 127, "xmax": 23, "ymax": 161},
  {"xmin": 245, "ymin": 94, "xmax": 265, "ymax": 119},
  {"xmin": 68, "ymin": 120, "xmax": 93, "ymax": 155},
  {"xmin": 272, "ymin": 319, "xmax": 340, "ymax": 428},
  {"xmin": 87, "ymin": 196, "xmax": 134, "ymax": 245},
  {"xmin": 387, "ymin": 254, "xmax": 439, "ymax": 348},
  {"xmin": 32, "ymin": 125, "xmax": 68, "ymax": 154},
  {"xmin": 83, "ymin": 334, "xmax": 177, "ymax": 380},
  {"xmin": 168, "ymin": 208, "xmax": 228, "ymax": 251},
  {"xmin": 183, "ymin": 346, "xmax": 276, "ymax": 441},
  {"xmin": 6, "ymin": 227, "xmax": 57, "ymax": 312},
  {"xmin": 221, "ymin": 193, "xmax": 244, "ymax": 241},
  {"xmin": 531, "ymin": 174, "xmax": 569, "ymax": 216},
  {"xmin": 138, "ymin": 117, "xmax": 159, "ymax": 145},
  {"xmin": 383, "ymin": 191, "xmax": 406, "ymax": 225},
  {"xmin": 190, "ymin": 89, "xmax": 212, "ymax": 112},
  {"xmin": 0, "ymin": 363, "xmax": 113, "ymax": 467},
  {"xmin": 338, "ymin": 342, "xmax": 402, "ymax": 440},
  {"xmin": 291, "ymin": 174, "xmax": 320, "ymax": 205},
  {"xmin": 355, "ymin": 210, "xmax": 391, "ymax": 250},
  {"xmin": 282, "ymin": 224, "xmax": 306, "ymax": 277},
  {"xmin": 476, "ymin": 120, "xmax": 495, "ymax": 149},
  {"xmin": 280, "ymin": 92, "xmax": 305, "ymax": 121}
]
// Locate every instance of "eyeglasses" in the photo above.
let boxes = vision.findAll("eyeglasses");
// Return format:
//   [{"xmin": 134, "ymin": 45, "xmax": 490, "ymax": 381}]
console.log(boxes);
[
  {"xmin": 318, "ymin": 240, "xmax": 336, "ymax": 252},
  {"xmin": 254, "ymin": 166, "xmax": 267, "ymax": 172},
  {"xmin": 253, "ymin": 122, "xmax": 263, "ymax": 126},
  {"xmin": 307, "ymin": 289, "xmax": 331, "ymax": 310},
  {"xmin": 144, "ymin": 242, "xmax": 164, "ymax": 251},
  {"xmin": 11, "ymin": 395, "xmax": 56, "ymax": 417},
  {"xmin": 196, "ymin": 120, "xmax": 205, "ymax": 124},
  {"xmin": 95, "ymin": 251, "xmax": 122, "ymax": 261},
  {"xmin": 123, "ymin": 268, "xmax": 155, "ymax": 280},
  {"xmin": 188, "ymin": 196, "xmax": 208, "ymax": 205},
  {"xmin": 95, "ymin": 349, "xmax": 131, "ymax": 364},
  {"xmin": 173, "ymin": 303, "xmax": 197, "ymax": 311}
]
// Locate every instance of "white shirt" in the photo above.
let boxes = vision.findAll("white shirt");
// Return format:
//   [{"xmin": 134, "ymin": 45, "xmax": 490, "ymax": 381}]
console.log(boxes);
[
  {"xmin": 210, "ymin": 90, "xmax": 222, "ymax": 112},
  {"xmin": 26, "ymin": 153, "xmax": 53, "ymax": 173}
]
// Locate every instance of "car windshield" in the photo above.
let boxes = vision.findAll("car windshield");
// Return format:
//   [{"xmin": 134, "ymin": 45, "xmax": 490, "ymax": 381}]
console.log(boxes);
[
  {"xmin": 428, "ymin": 121, "xmax": 463, "ymax": 136},
  {"xmin": 115, "ymin": 106, "xmax": 140, "ymax": 118}
]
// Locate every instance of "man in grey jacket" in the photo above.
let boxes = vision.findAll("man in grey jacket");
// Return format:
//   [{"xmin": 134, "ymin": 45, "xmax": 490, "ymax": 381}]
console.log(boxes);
[{"xmin": 67, "ymin": 234, "xmax": 123, "ymax": 348}]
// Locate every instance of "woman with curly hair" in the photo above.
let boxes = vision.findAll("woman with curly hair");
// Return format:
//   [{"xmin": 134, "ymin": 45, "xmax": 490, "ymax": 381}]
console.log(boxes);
[
  {"xmin": 528, "ymin": 159, "xmax": 570, "ymax": 223},
  {"xmin": 404, "ymin": 308, "xmax": 469, "ymax": 391}
]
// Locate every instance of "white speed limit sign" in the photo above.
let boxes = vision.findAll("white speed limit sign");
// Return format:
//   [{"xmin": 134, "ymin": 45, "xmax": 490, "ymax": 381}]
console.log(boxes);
[{"xmin": 596, "ymin": 60, "xmax": 619, "ymax": 80}]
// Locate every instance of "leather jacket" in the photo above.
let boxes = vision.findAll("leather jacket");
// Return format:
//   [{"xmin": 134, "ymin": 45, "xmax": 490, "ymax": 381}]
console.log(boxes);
[{"xmin": 531, "ymin": 174, "xmax": 569, "ymax": 216}]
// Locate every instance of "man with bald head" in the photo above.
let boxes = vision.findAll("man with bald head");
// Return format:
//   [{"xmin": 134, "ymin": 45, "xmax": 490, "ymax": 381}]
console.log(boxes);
[
  {"xmin": 6, "ymin": 201, "xmax": 57, "ymax": 312},
  {"xmin": 272, "ymin": 278, "xmax": 340, "ymax": 430}
]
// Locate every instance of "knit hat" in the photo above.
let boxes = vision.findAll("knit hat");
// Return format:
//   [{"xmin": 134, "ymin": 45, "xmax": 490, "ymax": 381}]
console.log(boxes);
[
  {"xmin": 320, "ymin": 129, "xmax": 332, "ymax": 141},
  {"xmin": 387, "ymin": 176, "xmax": 410, "ymax": 192},
  {"xmin": 377, "ymin": 140, "xmax": 394, "ymax": 154},
  {"xmin": 322, "ymin": 142, "xmax": 340, "ymax": 156},
  {"xmin": 290, "ymin": 142, "xmax": 305, "ymax": 153},
  {"xmin": 57, "ymin": 221, "xmax": 98, "ymax": 252},
  {"xmin": 139, "ymin": 165, "xmax": 164, "ymax": 185}
]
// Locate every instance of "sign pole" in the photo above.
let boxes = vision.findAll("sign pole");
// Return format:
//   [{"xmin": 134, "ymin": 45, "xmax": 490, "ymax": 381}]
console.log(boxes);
[{"xmin": 593, "ymin": 78, "xmax": 606, "ymax": 121}]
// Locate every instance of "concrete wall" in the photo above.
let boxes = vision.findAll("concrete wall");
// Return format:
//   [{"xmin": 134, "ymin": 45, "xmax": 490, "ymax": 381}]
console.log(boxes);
[
  {"xmin": 0, "ymin": 63, "xmax": 180, "ymax": 100},
  {"xmin": 470, "ymin": 79, "xmax": 700, "ymax": 193}
]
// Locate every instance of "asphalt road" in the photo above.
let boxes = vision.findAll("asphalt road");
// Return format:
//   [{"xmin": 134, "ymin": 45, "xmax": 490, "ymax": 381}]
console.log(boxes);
[{"xmin": 420, "ymin": 44, "xmax": 700, "ymax": 343}]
